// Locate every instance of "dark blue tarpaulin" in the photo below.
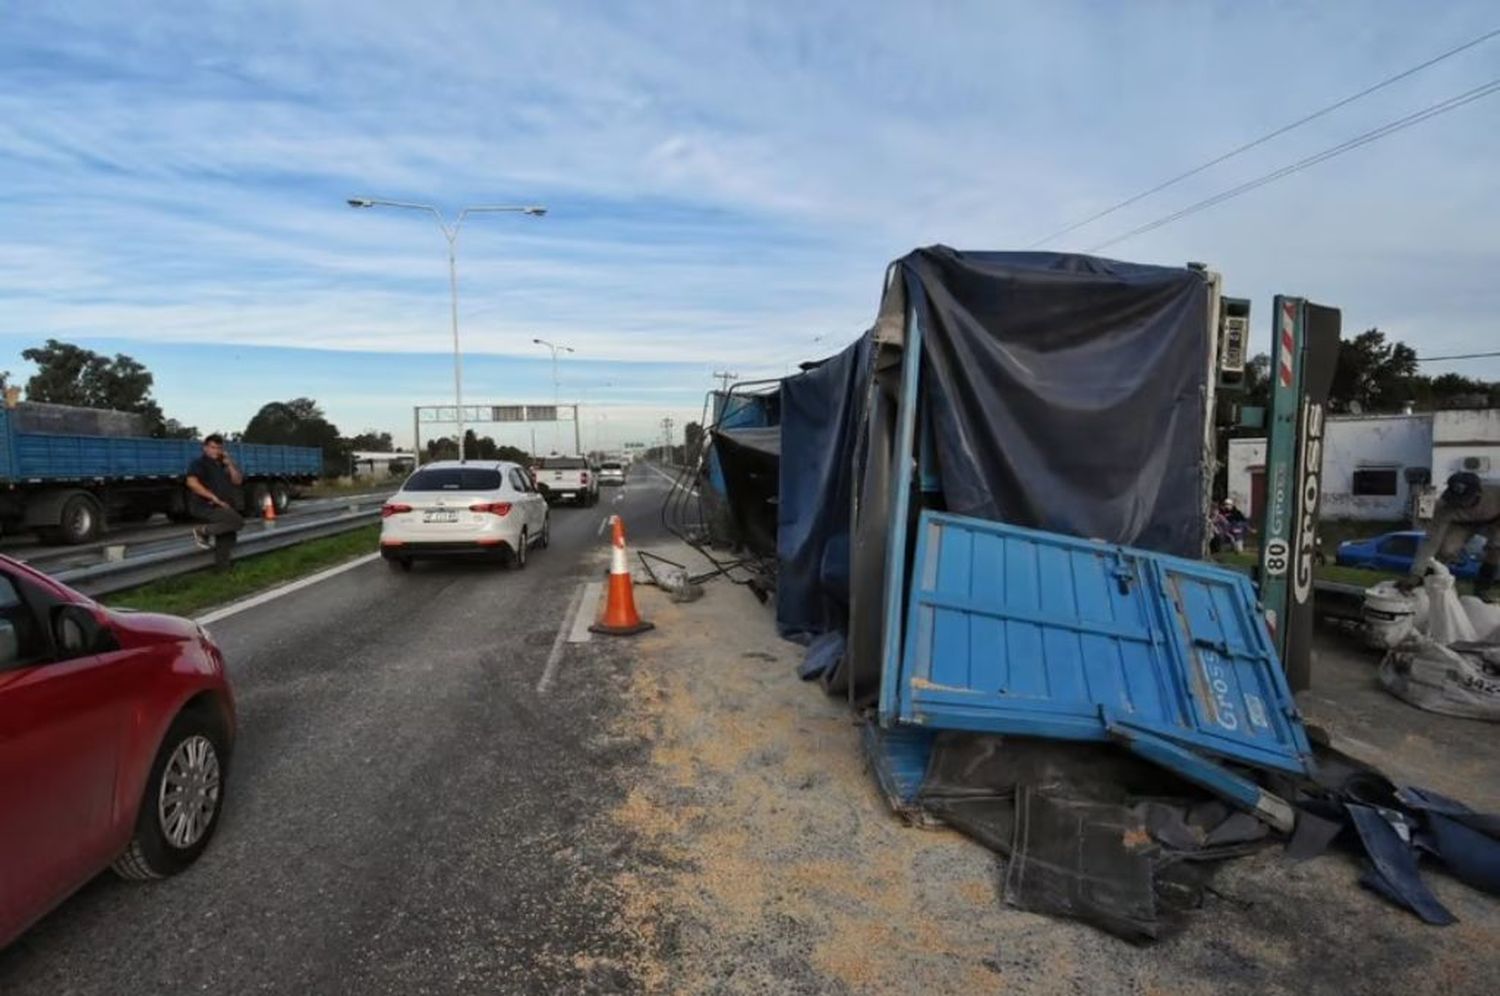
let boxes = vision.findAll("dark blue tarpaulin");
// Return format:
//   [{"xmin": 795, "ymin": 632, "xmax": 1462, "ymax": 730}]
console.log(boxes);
[
  {"xmin": 775, "ymin": 335, "xmax": 871, "ymax": 641},
  {"xmin": 774, "ymin": 248, "xmax": 1211, "ymax": 698},
  {"xmin": 909, "ymin": 248, "xmax": 1210, "ymax": 557}
]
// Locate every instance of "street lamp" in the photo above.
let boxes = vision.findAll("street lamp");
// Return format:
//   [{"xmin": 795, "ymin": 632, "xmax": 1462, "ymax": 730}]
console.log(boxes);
[
  {"xmin": 532, "ymin": 337, "xmax": 574, "ymax": 452},
  {"xmin": 347, "ymin": 197, "xmax": 547, "ymax": 460},
  {"xmin": 574, "ymin": 380, "xmax": 614, "ymax": 453}
]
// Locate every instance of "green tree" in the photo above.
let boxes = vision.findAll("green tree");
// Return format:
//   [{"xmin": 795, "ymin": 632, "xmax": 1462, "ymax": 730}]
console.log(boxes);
[
  {"xmin": 495, "ymin": 445, "xmax": 532, "ymax": 465},
  {"xmin": 462, "ymin": 429, "xmax": 502, "ymax": 460},
  {"xmin": 1328, "ymin": 328, "xmax": 1418, "ymax": 413},
  {"xmin": 19, "ymin": 338, "xmax": 195, "ymax": 437},
  {"xmin": 348, "ymin": 430, "xmax": 395, "ymax": 452},
  {"xmin": 425, "ymin": 436, "xmax": 459, "ymax": 461},
  {"xmin": 1240, "ymin": 353, "xmax": 1271, "ymax": 411},
  {"xmin": 159, "ymin": 417, "xmax": 200, "ymax": 440},
  {"xmin": 244, "ymin": 398, "xmax": 349, "ymax": 476}
]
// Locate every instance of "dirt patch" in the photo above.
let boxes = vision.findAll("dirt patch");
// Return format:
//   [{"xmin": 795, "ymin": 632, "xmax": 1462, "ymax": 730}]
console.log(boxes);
[{"xmin": 593, "ymin": 556, "xmax": 1500, "ymax": 995}]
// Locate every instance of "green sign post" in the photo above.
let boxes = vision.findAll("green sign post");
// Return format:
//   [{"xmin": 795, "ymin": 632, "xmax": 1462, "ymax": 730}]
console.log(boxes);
[
  {"xmin": 1257, "ymin": 296, "xmax": 1341, "ymax": 691},
  {"xmin": 1258, "ymin": 296, "xmax": 1304, "ymax": 662}
]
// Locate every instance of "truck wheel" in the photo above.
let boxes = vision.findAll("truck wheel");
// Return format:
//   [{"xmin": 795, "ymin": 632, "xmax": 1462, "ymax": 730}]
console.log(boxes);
[
  {"xmin": 112, "ymin": 709, "xmax": 228, "ymax": 880},
  {"xmin": 57, "ymin": 494, "xmax": 103, "ymax": 545},
  {"xmin": 246, "ymin": 483, "xmax": 271, "ymax": 517},
  {"xmin": 270, "ymin": 483, "xmax": 291, "ymax": 514}
]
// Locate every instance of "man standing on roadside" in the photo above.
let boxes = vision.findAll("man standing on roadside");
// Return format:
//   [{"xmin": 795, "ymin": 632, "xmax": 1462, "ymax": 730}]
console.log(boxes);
[
  {"xmin": 1407, "ymin": 471, "xmax": 1500, "ymax": 601},
  {"xmin": 186, "ymin": 433, "xmax": 245, "ymax": 570}
]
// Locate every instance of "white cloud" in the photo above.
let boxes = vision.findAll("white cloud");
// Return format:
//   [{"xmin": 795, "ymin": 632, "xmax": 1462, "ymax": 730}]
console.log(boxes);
[{"xmin": 3, "ymin": 0, "xmax": 1499, "ymax": 409}]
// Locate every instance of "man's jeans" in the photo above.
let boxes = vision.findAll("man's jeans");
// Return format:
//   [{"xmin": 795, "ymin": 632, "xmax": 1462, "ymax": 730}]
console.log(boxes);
[{"xmin": 193, "ymin": 506, "xmax": 244, "ymax": 568}]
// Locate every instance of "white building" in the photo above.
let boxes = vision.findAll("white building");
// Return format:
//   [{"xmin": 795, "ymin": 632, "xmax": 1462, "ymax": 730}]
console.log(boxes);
[
  {"xmin": 351, "ymin": 451, "xmax": 416, "ymax": 479},
  {"xmin": 1227, "ymin": 409, "xmax": 1500, "ymax": 523}
]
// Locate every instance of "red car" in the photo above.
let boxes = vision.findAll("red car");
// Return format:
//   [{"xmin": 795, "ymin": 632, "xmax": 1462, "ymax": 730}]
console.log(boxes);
[{"xmin": 0, "ymin": 555, "xmax": 236, "ymax": 949}]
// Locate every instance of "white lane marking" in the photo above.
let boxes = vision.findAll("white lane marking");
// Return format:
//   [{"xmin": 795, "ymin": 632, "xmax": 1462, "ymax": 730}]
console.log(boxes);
[
  {"xmin": 195, "ymin": 553, "xmax": 380, "ymax": 626},
  {"xmin": 597, "ymin": 515, "xmax": 610, "ymax": 536},
  {"xmin": 570, "ymin": 582, "xmax": 602, "ymax": 643},
  {"xmin": 612, "ymin": 492, "xmax": 625, "ymax": 504},
  {"xmin": 643, "ymin": 462, "xmax": 699, "ymax": 498},
  {"xmin": 536, "ymin": 581, "xmax": 588, "ymax": 693}
]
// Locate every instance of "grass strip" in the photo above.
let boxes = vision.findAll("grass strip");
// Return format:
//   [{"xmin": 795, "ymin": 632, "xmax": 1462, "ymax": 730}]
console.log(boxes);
[
  {"xmin": 102, "ymin": 524, "xmax": 381, "ymax": 617},
  {"xmin": 1214, "ymin": 551, "xmax": 1475, "ymax": 594}
]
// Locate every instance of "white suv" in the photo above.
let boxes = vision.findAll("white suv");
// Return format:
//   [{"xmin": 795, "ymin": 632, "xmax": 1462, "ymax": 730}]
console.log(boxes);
[
  {"xmin": 379, "ymin": 460, "xmax": 549, "ymax": 571},
  {"xmin": 533, "ymin": 455, "xmax": 599, "ymax": 506}
]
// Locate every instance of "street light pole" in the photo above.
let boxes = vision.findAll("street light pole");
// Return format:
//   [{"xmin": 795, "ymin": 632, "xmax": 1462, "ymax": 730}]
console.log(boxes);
[
  {"xmin": 532, "ymin": 337, "xmax": 574, "ymax": 453},
  {"xmin": 347, "ymin": 197, "xmax": 546, "ymax": 460}
]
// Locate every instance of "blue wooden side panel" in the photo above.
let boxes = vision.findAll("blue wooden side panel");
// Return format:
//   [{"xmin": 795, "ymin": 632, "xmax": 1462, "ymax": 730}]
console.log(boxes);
[
  {"xmin": 859, "ymin": 722, "xmax": 934, "ymax": 817},
  {"xmin": 895, "ymin": 511, "xmax": 1311, "ymax": 776},
  {"xmin": 0, "ymin": 411, "xmax": 321, "ymax": 482}
]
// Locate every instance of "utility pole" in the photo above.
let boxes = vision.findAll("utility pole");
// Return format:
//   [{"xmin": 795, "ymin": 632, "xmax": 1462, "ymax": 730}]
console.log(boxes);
[
  {"xmin": 712, "ymin": 370, "xmax": 738, "ymax": 393},
  {"xmin": 661, "ymin": 416, "xmax": 675, "ymax": 463}
]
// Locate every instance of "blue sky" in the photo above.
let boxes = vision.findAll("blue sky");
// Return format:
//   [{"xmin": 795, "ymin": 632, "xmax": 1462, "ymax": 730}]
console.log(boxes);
[{"xmin": 2, "ymin": 1, "xmax": 1498, "ymax": 449}]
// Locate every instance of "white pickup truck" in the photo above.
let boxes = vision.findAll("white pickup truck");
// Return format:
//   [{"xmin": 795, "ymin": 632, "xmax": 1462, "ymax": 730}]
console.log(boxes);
[{"xmin": 532, "ymin": 455, "xmax": 599, "ymax": 506}]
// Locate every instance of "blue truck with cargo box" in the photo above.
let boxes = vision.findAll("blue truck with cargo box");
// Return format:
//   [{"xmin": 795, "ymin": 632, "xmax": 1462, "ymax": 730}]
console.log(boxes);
[{"xmin": 0, "ymin": 402, "xmax": 323, "ymax": 544}]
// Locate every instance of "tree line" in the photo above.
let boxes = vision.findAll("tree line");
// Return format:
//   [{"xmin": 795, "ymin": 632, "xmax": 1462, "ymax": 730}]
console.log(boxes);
[
  {"xmin": 1239, "ymin": 327, "xmax": 1500, "ymax": 414},
  {"xmin": 4, "ymin": 338, "xmax": 416, "ymax": 478}
]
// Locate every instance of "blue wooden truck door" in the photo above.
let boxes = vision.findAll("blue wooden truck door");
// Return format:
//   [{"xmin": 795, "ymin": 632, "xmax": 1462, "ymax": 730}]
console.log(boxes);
[
  {"xmin": 894, "ymin": 511, "xmax": 1310, "ymax": 776},
  {"xmin": 1143, "ymin": 557, "xmax": 1311, "ymax": 772}
]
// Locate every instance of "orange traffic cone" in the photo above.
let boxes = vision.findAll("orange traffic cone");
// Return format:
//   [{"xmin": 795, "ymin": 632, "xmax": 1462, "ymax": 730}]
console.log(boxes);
[
  {"xmin": 261, "ymin": 491, "xmax": 277, "ymax": 524},
  {"xmin": 591, "ymin": 515, "xmax": 654, "ymax": 636}
]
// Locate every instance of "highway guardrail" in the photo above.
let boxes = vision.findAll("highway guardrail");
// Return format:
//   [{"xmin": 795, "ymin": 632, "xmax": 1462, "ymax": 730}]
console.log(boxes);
[{"xmin": 52, "ymin": 508, "xmax": 380, "ymax": 598}]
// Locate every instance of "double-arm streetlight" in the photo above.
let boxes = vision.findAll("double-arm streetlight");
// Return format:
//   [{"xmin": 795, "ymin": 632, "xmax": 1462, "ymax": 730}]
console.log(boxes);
[
  {"xmin": 532, "ymin": 337, "xmax": 574, "ymax": 452},
  {"xmin": 347, "ymin": 197, "xmax": 546, "ymax": 460}
]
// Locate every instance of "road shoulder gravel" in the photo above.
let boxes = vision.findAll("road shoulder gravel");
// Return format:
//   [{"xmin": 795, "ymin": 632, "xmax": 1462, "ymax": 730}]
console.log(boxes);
[{"xmin": 597, "ymin": 542, "xmax": 1500, "ymax": 996}]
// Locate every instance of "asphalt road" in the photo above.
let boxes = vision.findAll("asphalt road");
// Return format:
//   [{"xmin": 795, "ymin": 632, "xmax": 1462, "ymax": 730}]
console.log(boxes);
[{"xmin": 0, "ymin": 468, "xmax": 683, "ymax": 995}]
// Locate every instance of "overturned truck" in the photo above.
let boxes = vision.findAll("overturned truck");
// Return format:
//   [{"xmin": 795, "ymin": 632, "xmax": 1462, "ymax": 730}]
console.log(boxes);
[{"xmin": 707, "ymin": 248, "xmax": 1343, "ymax": 936}]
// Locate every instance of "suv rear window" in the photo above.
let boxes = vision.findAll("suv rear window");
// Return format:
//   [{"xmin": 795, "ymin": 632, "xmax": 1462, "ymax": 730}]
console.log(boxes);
[
  {"xmin": 403, "ymin": 468, "xmax": 503, "ymax": 491},
  {"xmin": 536, "ymin": 457, "xmax": 587, "ymax": 469},
  {"xmin": 601, "ymin": 462, "xmax": 623, "ymax": 470}
]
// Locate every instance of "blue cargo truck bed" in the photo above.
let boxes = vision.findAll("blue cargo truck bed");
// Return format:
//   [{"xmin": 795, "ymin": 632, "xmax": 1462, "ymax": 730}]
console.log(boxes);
[
  {"xmin": 0, "ymin": 409, "xmax": 321, "ymax": 482},
  {"xmin": 0, "ymin": 407, "xmax": 323, "ymax": 544}
]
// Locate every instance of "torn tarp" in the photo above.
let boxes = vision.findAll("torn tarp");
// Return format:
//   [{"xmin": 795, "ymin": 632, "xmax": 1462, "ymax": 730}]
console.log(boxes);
[
  {"xmin": 898, "ymin": 248, "xmax": 1211, "ymax": 556},
  {"xmin": 776, "ymin": 333, "xmax": 871, "ymax": 642},
  {"xmin": 917, "ymin": 734, "xmax": 1269, "ymax": 942},
  {"xmin": 1281, "ymin": 744, "xmax": 1500, "ymax": 924},
  {"xmin": 711, "ymin": 425, "xmax": 781, "ymax": 559},
  {"xmin": 839, "ymin": 248, "xmax": 1212, "ymax": 702}
]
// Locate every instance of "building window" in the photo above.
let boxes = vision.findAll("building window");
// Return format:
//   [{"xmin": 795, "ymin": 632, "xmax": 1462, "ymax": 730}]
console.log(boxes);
[{"xmin": 1352, "ymin": 468, "xmax": 1399, "ymax": 497}]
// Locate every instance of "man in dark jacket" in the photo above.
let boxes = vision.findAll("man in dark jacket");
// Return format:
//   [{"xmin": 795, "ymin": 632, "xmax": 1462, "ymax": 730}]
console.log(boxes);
[
  {"xmin": 186, "ymin": 434, "xmax": 245, "ymax": 570},
  {"xmin": 1408, "ymin": 471, "xmax": 1500, "ymax": 600}
]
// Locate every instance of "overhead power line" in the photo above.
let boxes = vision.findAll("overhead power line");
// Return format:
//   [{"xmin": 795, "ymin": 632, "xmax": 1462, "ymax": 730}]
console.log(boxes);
[
  {"xmin": 1417, "ymin": 350, "xmax": 1500, "ymax": 362},
  {"xmin": 1026, "ymin": 26, "xmax": 1500, "ymax": 248},
  {"xmin": 1086, "ymin": 76, "xmax": 1500, "ymax": 251}
]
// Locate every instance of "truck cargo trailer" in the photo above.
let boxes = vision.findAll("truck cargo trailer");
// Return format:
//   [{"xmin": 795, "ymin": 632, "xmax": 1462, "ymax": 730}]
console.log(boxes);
[{"xmin": 0, "ymin": 405, "xmax": 323, "ymax": 544}]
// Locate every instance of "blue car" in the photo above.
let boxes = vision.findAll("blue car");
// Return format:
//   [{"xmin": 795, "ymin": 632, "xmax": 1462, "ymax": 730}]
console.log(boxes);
[{"xmin": 1335, "ymin": 529, "xmax": 1483, "ymax": 578}]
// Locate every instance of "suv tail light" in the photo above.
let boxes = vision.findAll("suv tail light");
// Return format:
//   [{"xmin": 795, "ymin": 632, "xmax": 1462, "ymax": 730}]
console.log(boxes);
[
  {"xmin": 469, "ymin": 502, "xmax": 513, "ymax": 516},
  {"xmin": 580, "ymin": 471, "xmax": 590, "ymax": 484},
  {"xmin": 381, "ymin": 502, "xmax": 413, "ymax": 518}
]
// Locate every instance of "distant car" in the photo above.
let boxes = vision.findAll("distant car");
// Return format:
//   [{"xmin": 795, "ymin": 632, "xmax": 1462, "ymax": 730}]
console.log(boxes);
[
  {"xmin": 1335, "ymin": 529, "xmax": 1483, "ymax": 578},
  {"xmin": 379, "ymin": 460, "xmax": 549, "ymax": 571},
  {"xmin": 0, "ymin": 555, "xmax": 236, "ymax": 949},
  {"xmin": 598, "ymin": 461, "xmax": 626, "ymax": 486},
  {"xmin": 533, "ymin": 455, "xmax": 599, "ymax": 506}
]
